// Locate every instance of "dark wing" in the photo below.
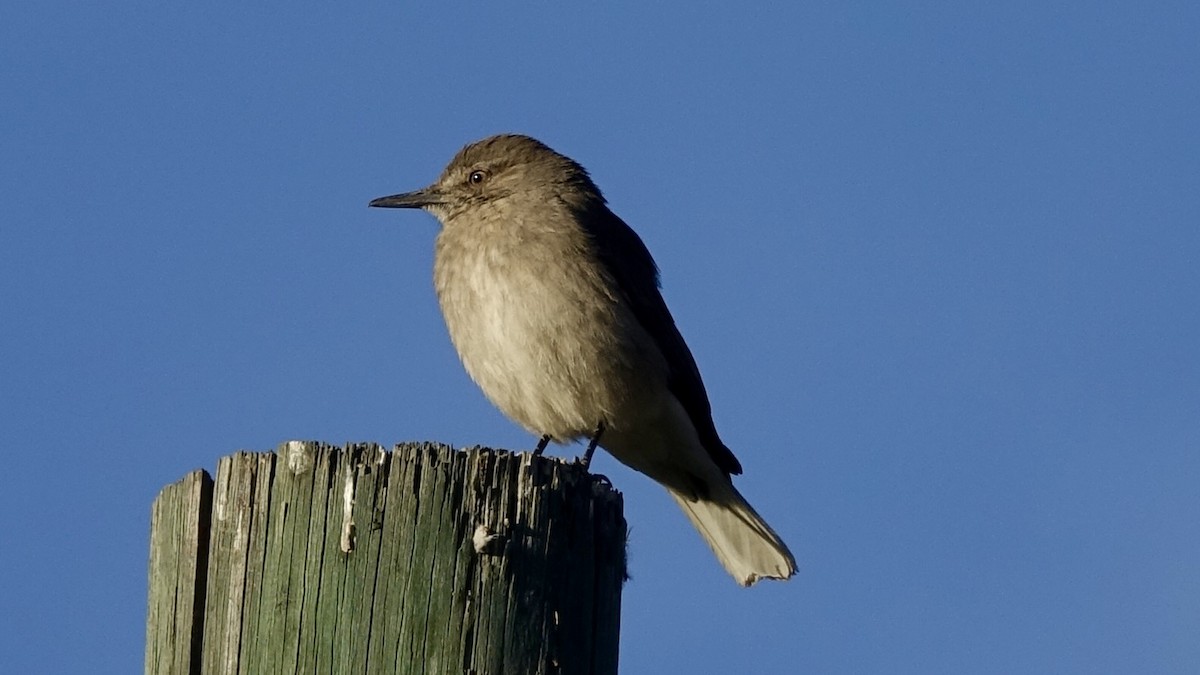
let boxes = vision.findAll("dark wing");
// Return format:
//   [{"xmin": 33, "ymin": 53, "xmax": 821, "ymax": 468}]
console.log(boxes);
[{"xmin": 581, "ymin": 205, "xmax": 743, "ymax": 476}]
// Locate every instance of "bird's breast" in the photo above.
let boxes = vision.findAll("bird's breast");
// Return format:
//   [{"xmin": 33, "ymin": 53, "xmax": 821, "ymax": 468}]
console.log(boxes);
[{"xmin": 432, "ymin": 222, "xmax": 666, "ymax": 439}]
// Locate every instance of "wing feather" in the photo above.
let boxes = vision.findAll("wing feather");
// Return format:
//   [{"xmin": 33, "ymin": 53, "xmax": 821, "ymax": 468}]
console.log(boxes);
[{"xmin": 580, "ymin": 206, "xmax": 743, "ymax": 476}]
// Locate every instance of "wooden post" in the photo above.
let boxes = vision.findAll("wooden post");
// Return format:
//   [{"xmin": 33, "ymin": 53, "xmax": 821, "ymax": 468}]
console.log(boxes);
[{"xmin": 145, "ymin": 442, "xmax": 627, "ymax": 675}]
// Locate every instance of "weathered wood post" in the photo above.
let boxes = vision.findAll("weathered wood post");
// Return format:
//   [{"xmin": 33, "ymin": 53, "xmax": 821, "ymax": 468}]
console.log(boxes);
[{"xmin": 145, "ymin": 441, "xmax": 626, "ymax": 675}]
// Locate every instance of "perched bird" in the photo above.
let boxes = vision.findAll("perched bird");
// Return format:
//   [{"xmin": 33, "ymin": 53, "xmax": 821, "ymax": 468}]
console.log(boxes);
[{"xmin": 370, "ymin": 134, "xmax": 795, "ymax": 585}]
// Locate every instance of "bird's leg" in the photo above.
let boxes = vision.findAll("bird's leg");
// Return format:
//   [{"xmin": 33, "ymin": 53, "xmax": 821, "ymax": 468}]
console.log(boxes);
[
  {"xmin": 580, "ymin": 421, "xmax": 605, "ymax": 470},
  {"xmin": 533, "ymin": 434, "xmax": 551, "ymax": 456}
]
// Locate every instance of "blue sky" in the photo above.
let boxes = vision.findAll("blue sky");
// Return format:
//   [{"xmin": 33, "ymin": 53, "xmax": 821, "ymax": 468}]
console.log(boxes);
[{"xmin": 2, "ymin": 2, "xmax": 1198, "ymax": 673}]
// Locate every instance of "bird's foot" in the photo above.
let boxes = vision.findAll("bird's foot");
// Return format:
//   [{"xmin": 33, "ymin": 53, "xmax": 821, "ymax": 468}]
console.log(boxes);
[{"xmin": 578, "ymin": 421, "xmax": 606, "ymax": 470}]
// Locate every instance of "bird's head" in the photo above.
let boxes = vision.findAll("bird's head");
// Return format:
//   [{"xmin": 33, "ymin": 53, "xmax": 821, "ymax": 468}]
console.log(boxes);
[{"xmin": 370, "ymin": 134, "xmax": 604, "ymax": 224}]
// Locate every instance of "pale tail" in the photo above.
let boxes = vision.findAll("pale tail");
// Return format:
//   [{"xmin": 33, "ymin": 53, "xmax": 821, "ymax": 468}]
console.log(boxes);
[{"xmin": 668, "ymin": 483, "xmax": 797, "ymax": 586}]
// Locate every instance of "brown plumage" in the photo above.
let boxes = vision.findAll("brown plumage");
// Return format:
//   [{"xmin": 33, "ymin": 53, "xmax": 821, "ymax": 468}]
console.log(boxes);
[{"xmin": 370, "ymin": 134, "xmax": 795, "ymax": 585}]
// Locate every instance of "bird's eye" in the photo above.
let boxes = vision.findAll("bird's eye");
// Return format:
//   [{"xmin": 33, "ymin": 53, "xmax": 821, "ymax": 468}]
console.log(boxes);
[{"xmin": 468, "ymin": 170, "xmax": 487, "ymax": 185}]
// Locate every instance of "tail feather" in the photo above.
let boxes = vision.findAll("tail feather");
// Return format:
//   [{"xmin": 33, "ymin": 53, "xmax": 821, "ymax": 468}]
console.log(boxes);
[{"xmin": 667, "ymin": 483, "xmax": 796, "ymax": 586}]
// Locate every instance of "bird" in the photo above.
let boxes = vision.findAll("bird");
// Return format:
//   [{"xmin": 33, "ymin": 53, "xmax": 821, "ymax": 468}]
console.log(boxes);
[{"xmin": 369, "ymin": 134, "xmax": 795, "ymax": 585}]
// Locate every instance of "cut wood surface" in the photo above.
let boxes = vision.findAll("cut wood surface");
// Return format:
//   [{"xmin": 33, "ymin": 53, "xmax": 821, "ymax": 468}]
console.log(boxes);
[{"xmin": 145, "ymin": 441, "xmax": 626, "ymax": 675}]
